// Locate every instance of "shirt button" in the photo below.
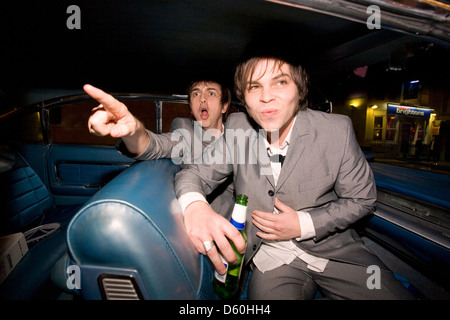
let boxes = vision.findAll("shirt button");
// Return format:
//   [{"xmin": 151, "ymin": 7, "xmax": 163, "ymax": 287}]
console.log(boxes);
[
  {"xmin": 253, "ymin": 244, "xmax": 257, "ymax": 251},
  {"xmin": 268, "ymin": 190, "xmax": 274, "ymax": 196}
]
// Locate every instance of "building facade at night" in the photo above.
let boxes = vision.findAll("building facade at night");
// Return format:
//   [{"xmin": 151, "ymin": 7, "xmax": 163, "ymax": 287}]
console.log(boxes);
[{"xmin": 327, "ymin": 43, "xmax": 449, "ymax": 162}]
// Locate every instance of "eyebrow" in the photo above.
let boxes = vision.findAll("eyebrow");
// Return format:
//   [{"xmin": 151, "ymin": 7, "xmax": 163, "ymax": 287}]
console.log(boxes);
[
  {"xmin": 247, "ymin": 72, "xmax": 291, "ymax": 86},
  {"xmin": 191, "ymin": 87, "xmax": 220, "ymax": 93},
  {"xmin": 273, "ymin": 72, "xmax": 290, "ymax": 80}
]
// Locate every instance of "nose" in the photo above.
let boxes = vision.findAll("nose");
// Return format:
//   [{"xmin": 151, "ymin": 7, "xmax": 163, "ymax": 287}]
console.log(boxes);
[
  {"xmin": 199, "ymin": 91, "xmax": 207, "ymax": 104},
  {"xmin": 260, "ymin": 86, "xmax": 274, "ymax": 103}
]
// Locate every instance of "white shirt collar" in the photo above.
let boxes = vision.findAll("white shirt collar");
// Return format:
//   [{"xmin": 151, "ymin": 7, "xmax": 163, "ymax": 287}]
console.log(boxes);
[{"xmin": 264, "ymin": 116, "xmax": 297, "ymax": 155}]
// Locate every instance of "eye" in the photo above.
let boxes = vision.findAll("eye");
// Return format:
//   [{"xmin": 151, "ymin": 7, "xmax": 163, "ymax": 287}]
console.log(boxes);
[
  {"xmin": 276, "ymin": 79, "xmax": 288, "ymax": 86},
  {"xmin": 208, "ymin": 91, "xmax": 216, "ymax": 96}
]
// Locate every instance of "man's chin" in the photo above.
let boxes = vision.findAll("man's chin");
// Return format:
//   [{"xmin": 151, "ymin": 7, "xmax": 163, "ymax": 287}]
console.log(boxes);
[{"xmin": 263, "ymin": 127, "xmax": 281, "ymax": 135}]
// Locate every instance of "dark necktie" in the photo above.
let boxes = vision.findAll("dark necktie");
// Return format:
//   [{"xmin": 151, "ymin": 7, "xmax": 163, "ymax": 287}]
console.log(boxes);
[{"xmin": 269, "ymin": 154, "xmax": 285, "ymax": 167}]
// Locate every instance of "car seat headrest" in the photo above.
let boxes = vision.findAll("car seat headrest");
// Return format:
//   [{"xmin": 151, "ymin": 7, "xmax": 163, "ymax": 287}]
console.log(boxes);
[{"xmin": 0, "ymin": 144, "xmax": 16, "ymax": 173}]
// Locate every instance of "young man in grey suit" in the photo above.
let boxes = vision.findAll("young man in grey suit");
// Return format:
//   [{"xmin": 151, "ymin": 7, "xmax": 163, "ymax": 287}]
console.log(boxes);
[
  {"xmin": 175, "ymin": 55, "xmax": 414, "ymax": 299},
  {"xmin": 85, "ymin": 80, "xmax": 235, "ymax": 219}
]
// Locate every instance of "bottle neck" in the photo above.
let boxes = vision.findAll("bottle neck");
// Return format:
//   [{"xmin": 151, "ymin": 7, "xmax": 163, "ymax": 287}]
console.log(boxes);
[
  {"xmin": 232, "ymin": 195, "xmax": 248, "ymax": 230},
  {"xmin": 230, "ymin": 217, "xmax": 245, "ymax": 230},
  {"xmin": 235, "ymin": 195, "xmax": 248, "ymax": 206}
]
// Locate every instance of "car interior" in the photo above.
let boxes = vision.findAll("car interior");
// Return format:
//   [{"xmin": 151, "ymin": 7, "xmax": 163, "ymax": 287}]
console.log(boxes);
[{"xmin": 1, "ymin": 0, "xmax": 449, "ymax": 301}]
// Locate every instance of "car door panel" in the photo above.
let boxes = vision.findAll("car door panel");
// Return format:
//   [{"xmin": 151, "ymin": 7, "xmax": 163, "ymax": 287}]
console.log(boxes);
[{"xmin": 47, "ymin": 145, "xmax": 134, "ymax": 205}]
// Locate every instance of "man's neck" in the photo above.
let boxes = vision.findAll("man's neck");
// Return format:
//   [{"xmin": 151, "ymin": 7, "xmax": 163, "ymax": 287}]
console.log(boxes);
[
  {"xmin": 266, "ymin": 116, "xmax": 296, "ymax": 148},
  {"xmin": 200, "ymin": 121, "xmax": 224, "ymax": 138}
]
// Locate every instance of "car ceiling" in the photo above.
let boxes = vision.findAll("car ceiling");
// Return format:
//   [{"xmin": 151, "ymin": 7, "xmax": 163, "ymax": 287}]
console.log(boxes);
[{"xmin": 1, "ymin": 0, "xmax": 449, "ymax": 107}]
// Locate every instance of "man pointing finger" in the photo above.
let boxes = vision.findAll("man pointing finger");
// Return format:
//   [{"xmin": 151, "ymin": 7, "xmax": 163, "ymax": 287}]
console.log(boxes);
[{"xmin": 85, "ymin": 84, "xmax": 150, "ymax": 155}]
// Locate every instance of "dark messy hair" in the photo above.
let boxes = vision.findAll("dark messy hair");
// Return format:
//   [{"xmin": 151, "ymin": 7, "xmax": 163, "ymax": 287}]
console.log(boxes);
[
  {"xmin": 234, "ymin": 56, "xmax": 309, "ymax": 112},
  {"xmin": 234, "ymin": 33, "xmax": 309, "ymax": 112}
]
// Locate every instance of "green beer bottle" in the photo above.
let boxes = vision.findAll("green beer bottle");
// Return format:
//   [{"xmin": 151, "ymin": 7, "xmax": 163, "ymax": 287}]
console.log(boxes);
[{"xmin": 212, "ymin": 194, "xmax": 248, "ymax": 299}]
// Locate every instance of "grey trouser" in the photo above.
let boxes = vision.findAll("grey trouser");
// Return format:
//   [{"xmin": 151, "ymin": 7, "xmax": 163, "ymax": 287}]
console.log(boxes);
[{"xmin": 248, "ymin": 258, "xmax": 415, "ymax": 300}]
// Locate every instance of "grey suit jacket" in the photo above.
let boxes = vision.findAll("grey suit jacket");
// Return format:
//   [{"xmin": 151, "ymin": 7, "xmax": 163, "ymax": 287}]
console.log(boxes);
[
  {"xmin": 118, "ymin": 117, "xmax": 235, "ymax": 220},
  {"xmin": 175, "ymin": 109, "xmax": 382, "ymax": 269}
]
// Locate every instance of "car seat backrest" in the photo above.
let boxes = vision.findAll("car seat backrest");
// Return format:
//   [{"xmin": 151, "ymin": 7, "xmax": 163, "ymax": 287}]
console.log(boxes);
[
  {"xmin": 66, "ymin": 159, "xmax": 214, "ymax": 299},
  {"xmin": 0, "ymin": 146, "xmax": 53, "ymax": 235}
]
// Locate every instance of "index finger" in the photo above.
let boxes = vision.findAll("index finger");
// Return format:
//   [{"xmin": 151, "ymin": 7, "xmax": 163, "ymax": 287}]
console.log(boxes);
[
  {"xmin": 83, "ymin": 84, "xmax": 125, "ymax": 116},
  {"xmin": 210, "ymin": 228, "xmax": 245, "ymax": 275},
  {"xmin": 206, "ymin": 245, "xmax": 228, "ymax": 275},
  {"xmin": 252, "ymin": 209, "xmax": 277, "ymax": 222}
]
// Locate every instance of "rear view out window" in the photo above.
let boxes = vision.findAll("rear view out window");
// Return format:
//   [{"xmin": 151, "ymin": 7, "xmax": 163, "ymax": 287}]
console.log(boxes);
[{"xmin": 49, "ymin": 99, "xmax": 158, "ymax": 146}]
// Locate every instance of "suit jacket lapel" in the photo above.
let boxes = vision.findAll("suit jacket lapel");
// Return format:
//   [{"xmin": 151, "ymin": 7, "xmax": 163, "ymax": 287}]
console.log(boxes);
[
  {"xmin": 276, "ymin": 111, "xmax": 310, "ymax": 190},
  {"xmin": 254, "ymin": 129, "xmax": 276, "ymax": 188}
]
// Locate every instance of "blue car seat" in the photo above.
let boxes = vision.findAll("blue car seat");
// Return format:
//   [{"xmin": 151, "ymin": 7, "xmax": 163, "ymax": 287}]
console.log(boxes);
[
  {"xmin": 0, "ymin": 145, "xmax": 80, "ymax": 299},
  {"xmin": 64, "ymin": 159, "xmax": 216, "ymax": 299}
]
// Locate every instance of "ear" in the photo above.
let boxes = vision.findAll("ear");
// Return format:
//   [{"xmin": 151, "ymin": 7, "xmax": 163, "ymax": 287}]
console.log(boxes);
[{"xmin": 221, "ymin": 102, "xmax": 229, "ymax": 114}]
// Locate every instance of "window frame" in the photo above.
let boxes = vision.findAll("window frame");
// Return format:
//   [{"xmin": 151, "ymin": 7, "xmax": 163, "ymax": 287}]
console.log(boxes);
[{"xmin": 40, "ymin": 94, "xmax": 191, "ymax": 146}]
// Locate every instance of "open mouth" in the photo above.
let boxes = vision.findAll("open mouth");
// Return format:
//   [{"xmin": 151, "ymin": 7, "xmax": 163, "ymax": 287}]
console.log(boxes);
[{"xmin": 200, "ymin": 107, "xmax": 209, "ymax": 120}]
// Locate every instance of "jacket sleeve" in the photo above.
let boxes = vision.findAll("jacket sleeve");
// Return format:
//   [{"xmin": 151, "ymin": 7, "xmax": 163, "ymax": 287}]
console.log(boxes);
[
  {"xmin": 174, "ymin": 133, "xmax": 233, "ymax": 199},
  {"xmin": 134, "ymin": 118, "xmax": 190, "ymax": 161}
]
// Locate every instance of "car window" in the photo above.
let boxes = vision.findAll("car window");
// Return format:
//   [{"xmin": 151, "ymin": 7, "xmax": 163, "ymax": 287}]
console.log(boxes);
[
  {"xmin": 0, "ymin": 111, "xmax": 43, "ymax": 144},
  {"xmin": 47, "ymin": 98, "xmax": 198, "ymax": 146},
  {"xmin": 162, "ymin": 101, "xmax": 192, "ymax": 133},
  {"xmin": 0, "ymin": 96, "xmax": 241, "ymax": 146},
  {"xmin": 48, "ymin": 99, "xmax": 159, "ymax": 146},
  {"xmin": 49, "ymin": 101, "xmax": 115, "ymax": 146}
]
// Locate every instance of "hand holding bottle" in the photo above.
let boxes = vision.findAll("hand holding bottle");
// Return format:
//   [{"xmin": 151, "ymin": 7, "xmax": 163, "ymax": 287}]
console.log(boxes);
[{"xmin": 183, "ymin": 200, "xmax": 246, "ymax": 275}]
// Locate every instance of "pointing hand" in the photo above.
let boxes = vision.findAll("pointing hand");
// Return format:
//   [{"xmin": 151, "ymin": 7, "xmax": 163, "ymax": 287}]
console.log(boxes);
[{"xmin": 85, "ymin": 84, "xmax": 139, "ymax": 138}]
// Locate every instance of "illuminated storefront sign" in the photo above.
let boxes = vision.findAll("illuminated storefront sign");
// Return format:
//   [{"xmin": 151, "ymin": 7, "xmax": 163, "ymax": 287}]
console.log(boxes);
[{"xmin": 387, "ymin": 104, "xmax": 433, "ymax": 119}]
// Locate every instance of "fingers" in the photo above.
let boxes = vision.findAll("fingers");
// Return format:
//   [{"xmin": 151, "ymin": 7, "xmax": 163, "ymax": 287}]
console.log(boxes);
[
  {"xmin": 203, "ymin": 243, "xmax": 240, "ymax": 276},
  {"xmin": 205, "ymin": 222, "xmax": 245, "ymax": 275},
  {"xmin": 183, "ymin": 201, "xmax": 245, "ymax": 275},
  {"xmin": 205, "ymin": 241, "xmax": 229, "ymax": 275},
  {"xmin": 218, "ymin": 224, "xmax": 245, "ymax": 256},
  {"xmin": 252, "ymin": 210, "xmax": 279, "ymax": 239},
  {"xmin": 273, "ymin": 197, "xmax": 289, "ymax": 212},
  {"xmin": 252, "ymin": 198, "xmax": 301, "ymax": 240},
  {"xmin": 88, "ymin": 107, "xmax": 113, "ymax": 136},
  {"xmin": 85, "ymin": 84, "xmax": 137, "ymax": 137},
  {"xmin": 83, "ymin": 84, "xmax": 126, "ymax": 117}
]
